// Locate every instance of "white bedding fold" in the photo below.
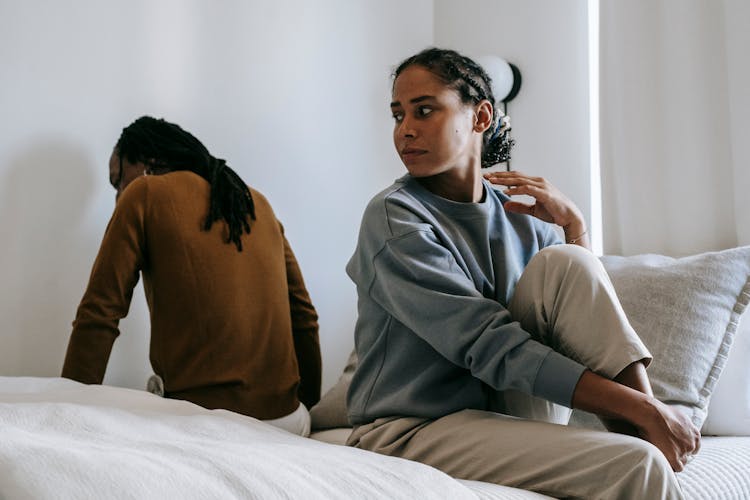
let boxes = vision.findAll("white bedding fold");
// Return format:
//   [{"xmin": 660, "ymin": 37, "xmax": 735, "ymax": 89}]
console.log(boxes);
[{"xmin": 0, "ymin": 377, "xmax": 477, "ymax": 500}]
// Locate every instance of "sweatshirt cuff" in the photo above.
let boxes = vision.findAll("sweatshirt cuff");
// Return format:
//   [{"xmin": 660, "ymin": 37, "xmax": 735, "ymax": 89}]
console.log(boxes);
[{"xmin": 532, "ymin": 350, "xmax": 587, "ymax": 408}]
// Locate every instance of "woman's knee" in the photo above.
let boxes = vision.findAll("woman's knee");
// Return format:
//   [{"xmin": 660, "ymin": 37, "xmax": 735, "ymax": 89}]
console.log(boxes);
[
  {"xmin": 537, "ymin": 244, "xmax": 597, "ymax": 268},
  {"xmin": 530, "ymin": 244, "xmax": 608, "ymax": 284}
]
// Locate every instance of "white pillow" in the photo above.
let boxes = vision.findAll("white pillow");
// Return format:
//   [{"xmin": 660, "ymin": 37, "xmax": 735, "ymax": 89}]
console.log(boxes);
[
  {"xmin": 570, "ymin": 246, "xmax": 750, "ymax": 431},
  {"xmin": 702, "ymin": 311, "xmax": 750, "ymax": 435}
]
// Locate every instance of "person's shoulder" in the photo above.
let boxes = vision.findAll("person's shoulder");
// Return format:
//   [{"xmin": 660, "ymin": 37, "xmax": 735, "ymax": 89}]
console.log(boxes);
[
  {"xmin": 139, "ymin": 170, "xmax": 205, "ymax": 193},
  {"xmin": 108, "ymin": 176, "xmax": 150, "ymax": 225},
  {"xmin": 364, "ymin": 176, "xmax": 409, "ymax": 208},
  {"xmin": 484, "ymin": 181, "xmax": 510, "ymax": 205},
  {"xmin": 116, "ymin": 175, "xmax": 149, "ymax": 205},
  {"xmin": 361, "ymin": 175, "xmax": 432, "ymax": 239},
  {"xmin": 348, "ymin": 177, "xmax": 429, "ymax": 281},
  {"xmin": 122, "ymin": 172, "xmax": 210, "ymax": 213},
  {"xmin": 240, "ymin": 185, "xmax": 280, "ymax": 224},
  {"xmin": 246, "ymin": 185, "xmax": 272, "ymax": 210},
  {"xmin": 245, "ymin": 184, "xmax": 268, "ymax": 202}
]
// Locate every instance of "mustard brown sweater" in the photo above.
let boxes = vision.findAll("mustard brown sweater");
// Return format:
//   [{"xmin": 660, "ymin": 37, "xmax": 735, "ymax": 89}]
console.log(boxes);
[{"xmin": 62, "ymin": 171, "xmax": 321, "ymax": 420}]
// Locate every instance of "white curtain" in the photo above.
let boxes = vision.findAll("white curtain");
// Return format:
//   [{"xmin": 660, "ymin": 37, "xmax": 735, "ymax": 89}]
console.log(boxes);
[{"xmin": 600, "ymin": 0, "xmax": 750, "ymax": 256}]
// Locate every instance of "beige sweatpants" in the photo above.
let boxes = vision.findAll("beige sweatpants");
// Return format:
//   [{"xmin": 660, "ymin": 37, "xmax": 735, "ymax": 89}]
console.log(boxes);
[{"xmin": 348, "ymin": 245, "xmax": 683, "ymax": 500}]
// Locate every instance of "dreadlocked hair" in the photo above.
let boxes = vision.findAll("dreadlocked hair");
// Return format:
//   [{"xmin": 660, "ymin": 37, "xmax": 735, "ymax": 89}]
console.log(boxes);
[
  {"xmin": 394, "ymin": 47, "xmax": 515, "ymax": 168},
  {"xmin": 115, "ymin": 116, "xmax": 255, "ymax": 251}
]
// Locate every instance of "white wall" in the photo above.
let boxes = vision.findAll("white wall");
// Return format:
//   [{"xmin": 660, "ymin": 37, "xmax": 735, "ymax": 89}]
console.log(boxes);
[
  {"xmin": 598, "ymin": 0, "xmax": 745, "ymax": 256},
  {"xmin": 724, "ymin": 0, "xmax": 750, "ymax": 247},
  {"xmin": 15, "ymin": 1, "xmax": 726, "ymax": 393},
  {"xmin": 435, "ymin": 0, "xmax": 748, "ymax": 257},
  {"xmin": 0, "ymin": 0, "xmax": 433, "ymax": 391},
  {"xmin": 433, "ymin": 0, "xmax": 594, "ymax": 237}
]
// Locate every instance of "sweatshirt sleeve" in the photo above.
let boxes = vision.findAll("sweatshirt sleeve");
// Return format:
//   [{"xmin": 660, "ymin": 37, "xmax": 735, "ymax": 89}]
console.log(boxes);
[
  {"xmin": 281, "ymin": 228, "xmax": 322, "ymax": 408},
  {"xmin": 61, "ymin": 179, "xmax": 148, "ymax": 384},
  {"xmin": 365, "ymin": 229, "xmax": 585, "ymax": 407}
]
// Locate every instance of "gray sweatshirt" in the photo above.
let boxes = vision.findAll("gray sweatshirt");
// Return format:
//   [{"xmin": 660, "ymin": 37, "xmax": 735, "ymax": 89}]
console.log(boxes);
[{"xmin": 346, "ymin": 175, "xmax": 587, "ymax": 425}]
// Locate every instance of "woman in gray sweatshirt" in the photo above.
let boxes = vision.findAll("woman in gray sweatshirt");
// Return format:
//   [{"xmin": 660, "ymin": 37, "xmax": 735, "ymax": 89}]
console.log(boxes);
[{"xmin": 345, "ymin": 48, "xmax": 699, "ymax": 500}]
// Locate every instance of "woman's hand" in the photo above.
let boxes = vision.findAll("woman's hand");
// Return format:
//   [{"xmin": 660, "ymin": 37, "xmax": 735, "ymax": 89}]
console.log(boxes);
[
  {"xmin": 484, "ymin": 170, "xmax": 582, "ymax": 227},
  {"xmin": 573, "ymin": 370, "xmax": 701, "ymax": 472},
  {"xmin": 634, "ymin": 398, "xmax": 702, "ymax": 472},
  {"xmin": 484, "ymin": 170, "xmax": 588, "ymax": 247}
]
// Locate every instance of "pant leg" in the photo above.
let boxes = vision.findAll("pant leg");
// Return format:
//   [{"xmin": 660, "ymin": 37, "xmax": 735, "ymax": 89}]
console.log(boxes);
[
  {"xmin": 496, "ymin": 244, "xmax": 652, "ymax": 423},
  {"xmin": 348, "ymin": 409, "xmax": 684, "ymax": 500}
]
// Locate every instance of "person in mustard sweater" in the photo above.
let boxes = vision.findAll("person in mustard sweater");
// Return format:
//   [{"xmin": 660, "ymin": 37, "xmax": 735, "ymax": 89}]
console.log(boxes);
[{"xmin": 62, "ymin": 116, "xmax": 321, "ymax": 436}]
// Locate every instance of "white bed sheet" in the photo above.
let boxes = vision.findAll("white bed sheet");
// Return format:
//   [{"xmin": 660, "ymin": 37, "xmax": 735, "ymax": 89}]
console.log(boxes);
[
  {"xmin": 4, "ymin": 377, "xmax": 748, "ymax": 500},
  {"xmin": 0, "ymin": 377, "xmax": 479, "ymax": 500}
]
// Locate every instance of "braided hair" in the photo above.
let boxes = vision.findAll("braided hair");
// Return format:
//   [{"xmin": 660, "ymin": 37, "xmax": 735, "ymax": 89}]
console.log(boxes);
[
  {"xmin": 115, "ymin": 116, "xmax": 255, "ymax": 251},
  {"xmin": 394, "ymin": 48, "xmax": 515, "ymax": 168}
]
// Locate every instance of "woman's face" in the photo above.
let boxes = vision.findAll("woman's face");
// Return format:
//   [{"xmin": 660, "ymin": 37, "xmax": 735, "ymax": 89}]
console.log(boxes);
[{"xmin": 391, "ymin": 65, "xmax": 482, "ymax": 178}]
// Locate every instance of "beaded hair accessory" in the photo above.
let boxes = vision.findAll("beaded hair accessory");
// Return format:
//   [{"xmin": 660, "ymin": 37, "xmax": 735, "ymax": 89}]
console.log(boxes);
[{"xmin": 490, "ymin": 109, "xmax": 512, "ymax": 141}]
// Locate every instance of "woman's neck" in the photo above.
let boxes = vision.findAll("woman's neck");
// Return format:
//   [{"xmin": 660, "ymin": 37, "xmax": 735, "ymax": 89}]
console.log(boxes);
[{"xmin": 416, "ymin": 162, "xmax": 485, "ymax": 203}]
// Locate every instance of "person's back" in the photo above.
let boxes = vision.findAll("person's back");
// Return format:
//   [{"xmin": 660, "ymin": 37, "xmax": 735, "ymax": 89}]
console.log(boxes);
[{"xmin": 63, "ymin": 116, "xmax": 320, "ymax": 431}]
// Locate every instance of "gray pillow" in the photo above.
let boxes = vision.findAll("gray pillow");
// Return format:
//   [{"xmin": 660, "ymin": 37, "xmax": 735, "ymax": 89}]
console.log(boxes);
[
  {"xmin": 310, "ymin": 350, "xmax": 358, "ymax": 430},
  {"xmin": 571, "ymin": 246, "xmax": 750, "ymax": 430},
  {"xmin": 313, "ymin": 247, "xmax": 750, "ymax": 431}
]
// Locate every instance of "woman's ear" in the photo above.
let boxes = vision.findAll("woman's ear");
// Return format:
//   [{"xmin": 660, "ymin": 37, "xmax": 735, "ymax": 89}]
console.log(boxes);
[{"xmin": 473, "ymin": 99, "xmax": 494, "ymax": 134}]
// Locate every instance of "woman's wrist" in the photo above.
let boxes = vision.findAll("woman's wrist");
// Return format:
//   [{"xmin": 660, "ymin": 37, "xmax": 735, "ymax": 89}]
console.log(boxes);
[
  {"xmin": 626, "ymin": 394, "xmax": 667, "ymax": 432},
  {"xmin": 565, "ymin": 229, "xmax": 588, "ymax": 245},
  {"xmin": 563, "ymin": 220, "xmax": 588, "ymax": 245}
]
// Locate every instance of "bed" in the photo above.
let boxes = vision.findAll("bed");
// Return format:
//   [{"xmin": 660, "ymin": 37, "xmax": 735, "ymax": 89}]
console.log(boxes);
[
  {"xmin": 3, "ymin": 247, "xmax": 749, "ymax": 499},
  {"xmin": 0, "ymin": 377, "xmax": 482, "ymax": 500},
  {"xmin": 0, "ymin": 376, "xmax": 567, "ymax": 500},
  {"xmin": 1, "ymin": 377, "xmax": 749, "ymax": 500}
]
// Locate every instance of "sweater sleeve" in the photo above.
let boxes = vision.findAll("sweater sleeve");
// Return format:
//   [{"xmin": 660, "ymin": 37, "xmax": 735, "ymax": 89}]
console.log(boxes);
[
  {"xmin": 61, "ymin": 179, "xmax": 148, "ymax": 384},
  {"xmin": 366, "ymin": 230, "xmax": 585, "ymax": 407},
  {"xmin": 281, "ymin": 228, "xmax": 321, "ymax": 408}
]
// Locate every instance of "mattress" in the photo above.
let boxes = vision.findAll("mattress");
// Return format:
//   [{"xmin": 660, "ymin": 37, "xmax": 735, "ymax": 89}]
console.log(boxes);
[
  {"xmin": 310, "ymin": 428, "xmax": 750, "ymax": 500},
  {"xmin": 678, "ymin": 436, "xmax": 750, "ymax": 500}
]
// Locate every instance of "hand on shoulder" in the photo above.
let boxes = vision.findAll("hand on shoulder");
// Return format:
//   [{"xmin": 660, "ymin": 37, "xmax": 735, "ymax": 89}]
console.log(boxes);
[{"xmin": 483, "ymin": 170, "xmax": 584, "ymax": 229}]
